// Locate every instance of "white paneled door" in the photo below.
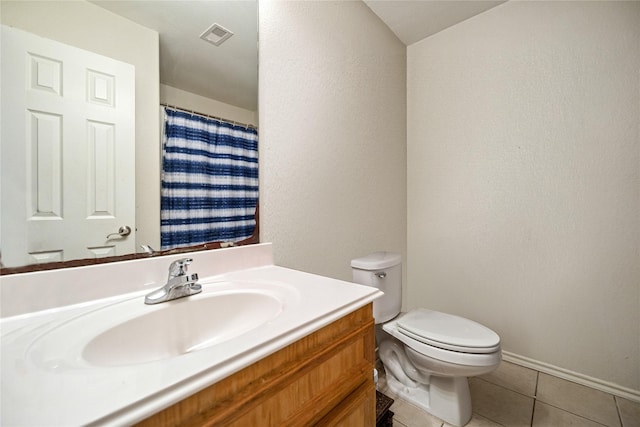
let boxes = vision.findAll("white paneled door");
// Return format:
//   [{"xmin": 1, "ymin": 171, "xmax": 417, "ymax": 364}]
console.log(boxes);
[{"xmin": 1, "ymin": 25, "xmax": 135, "ymax": 267}]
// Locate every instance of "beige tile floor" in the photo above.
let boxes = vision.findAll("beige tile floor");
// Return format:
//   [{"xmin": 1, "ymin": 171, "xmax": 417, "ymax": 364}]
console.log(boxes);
[{"xmin": 378, "ymin": 360, "xmax": 640, "ymax": 427}]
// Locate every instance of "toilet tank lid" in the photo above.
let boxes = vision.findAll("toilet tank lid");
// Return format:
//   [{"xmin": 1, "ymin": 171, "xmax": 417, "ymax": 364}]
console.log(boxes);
[{"xmin": 351, "ymin": 252, "xmax": 401, "ymax": 270}]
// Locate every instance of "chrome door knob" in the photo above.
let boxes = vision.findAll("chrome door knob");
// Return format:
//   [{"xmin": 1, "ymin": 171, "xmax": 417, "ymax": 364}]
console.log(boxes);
[{"xmin": 106, "ymin": 225, "xmax": 132, "ymax": 239}]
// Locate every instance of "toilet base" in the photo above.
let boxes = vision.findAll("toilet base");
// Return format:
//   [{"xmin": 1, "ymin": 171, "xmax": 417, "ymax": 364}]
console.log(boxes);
[{"xmin": 384, "ymin": 372, "xmax": 472, "ymax": 427}]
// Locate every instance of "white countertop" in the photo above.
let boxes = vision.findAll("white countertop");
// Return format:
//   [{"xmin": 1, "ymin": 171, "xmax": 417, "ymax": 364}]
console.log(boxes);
[{"xmin": 0, "ymin": 245, "xmax": 382, "ymax": 426}]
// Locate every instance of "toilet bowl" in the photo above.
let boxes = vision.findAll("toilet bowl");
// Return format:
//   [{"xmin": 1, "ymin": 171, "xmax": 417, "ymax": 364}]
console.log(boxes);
[{"xmin": 351, "ymin": 252, "xmax": 501, "ymax": 427}]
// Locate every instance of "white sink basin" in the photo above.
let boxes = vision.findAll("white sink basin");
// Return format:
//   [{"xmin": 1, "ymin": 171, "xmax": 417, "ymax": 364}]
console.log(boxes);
[
  {"xmin": 27, "ymin": 280, "xmax": 298, "ymax": 369},
  {"xmin": 84, "ymin": 292, "xmax": 282, "ymax": 366}
]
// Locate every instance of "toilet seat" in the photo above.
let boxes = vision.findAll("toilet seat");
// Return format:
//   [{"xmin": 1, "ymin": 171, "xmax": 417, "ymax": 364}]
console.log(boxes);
[
  {"xmin": 397, "ymin": 308, "xmax": 500, "ymax": 354},
  {"xmin": 382, "ymin": 309, "xmax": 501, "ymax": 367}
]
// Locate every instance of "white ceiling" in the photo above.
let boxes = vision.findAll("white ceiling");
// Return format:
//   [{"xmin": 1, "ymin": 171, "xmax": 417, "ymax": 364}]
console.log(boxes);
[
  {"xmin": 89, "ymin": 1, "xmax": 505, "ymax": 113},
  {"xmin": 363, "ymin": 0, "xmax": 506, "ymax": 45},
  {"xmin": 90, "ymin": 0, "xmax": 258, "ymax": 112}
]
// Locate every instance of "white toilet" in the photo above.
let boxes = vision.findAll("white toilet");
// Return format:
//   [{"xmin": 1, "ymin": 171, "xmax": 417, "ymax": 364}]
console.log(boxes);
[{"xmin": 351, "ymin": 252, "xmax": 501, "ymax": 427}]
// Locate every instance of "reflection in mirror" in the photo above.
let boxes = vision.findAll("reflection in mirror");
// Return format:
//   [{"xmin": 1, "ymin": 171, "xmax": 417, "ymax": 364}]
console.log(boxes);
[
  {"xmin": 160, "ymin": 107, "xmax": 258, "ymax": 250},
  {"xmin": 0, "ymin": 1, "xmax": 258, "ymax": 273}
]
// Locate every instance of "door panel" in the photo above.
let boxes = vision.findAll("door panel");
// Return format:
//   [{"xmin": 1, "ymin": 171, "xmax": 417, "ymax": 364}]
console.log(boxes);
[{"xmin": 1, "ymin": 25, "xmax": 136, "ymax": 267}]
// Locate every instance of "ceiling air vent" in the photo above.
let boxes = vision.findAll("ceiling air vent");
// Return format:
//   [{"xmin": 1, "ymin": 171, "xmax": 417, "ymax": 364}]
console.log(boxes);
[{"xmin": 200, "ymin": 23, "xmax": 234, "ymax": 46}]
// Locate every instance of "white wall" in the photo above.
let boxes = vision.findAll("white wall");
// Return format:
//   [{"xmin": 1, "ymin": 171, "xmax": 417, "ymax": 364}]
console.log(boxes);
[
  {"xmin": 1, "ymin": 0, "xmax": 161, "ymax": 250},
  {"xmin": 160, "ymin": 84, "xmax": 257, "ymax": 126},
  {"xmin": 259, "ymin": 1, "xmax": 407, "ymax": 284},
  {"xmin": 407, "ymin": 1, "xmax": 639, "ymax": 395}
]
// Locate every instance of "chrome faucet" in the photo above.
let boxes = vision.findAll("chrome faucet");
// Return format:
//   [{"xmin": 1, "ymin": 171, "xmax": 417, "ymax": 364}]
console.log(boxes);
[{"xmin": 144, "ymin": 258, "xmax": 202, "ymax": 304}]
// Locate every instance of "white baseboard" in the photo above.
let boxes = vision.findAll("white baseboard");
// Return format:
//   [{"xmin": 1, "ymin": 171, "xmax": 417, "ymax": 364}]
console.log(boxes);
[{"xmin": 502, "ymin": 351, "xmax": 640, "ymax": 403}]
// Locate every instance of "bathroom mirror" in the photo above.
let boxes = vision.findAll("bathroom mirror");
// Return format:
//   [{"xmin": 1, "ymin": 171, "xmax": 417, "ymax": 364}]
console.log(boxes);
[{"xmin": 0, "ymin": 0, "xmax": 258, "ymax": 273}]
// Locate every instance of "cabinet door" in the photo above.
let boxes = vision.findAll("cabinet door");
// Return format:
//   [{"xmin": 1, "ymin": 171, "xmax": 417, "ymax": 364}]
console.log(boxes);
[
  {"xmin": 315, "ymin": 382, "xmax": 376, "ymax": 426},
  {"xmin": 136, "ymin": 304, "xmax": 376, "ymax": 427}
]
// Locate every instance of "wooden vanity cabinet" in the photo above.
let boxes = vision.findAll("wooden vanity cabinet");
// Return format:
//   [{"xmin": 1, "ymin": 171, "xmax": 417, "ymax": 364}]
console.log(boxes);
[{"xmin": 136, "ymin": 304, "xmax": 376, "ymax": 427}]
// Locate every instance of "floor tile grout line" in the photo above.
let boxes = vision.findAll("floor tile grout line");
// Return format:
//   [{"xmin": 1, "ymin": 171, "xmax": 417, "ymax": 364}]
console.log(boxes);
[
  {"xmin": 530, "ymin": 402, "xmax": 535, "ymax": 427},
  {"xmin": 530, "ymin": 370, "xmax": 540, "ymax": 426},
  {"xmin": 613, "ymin": 396, "xmax": 625, "ymax": 427},
  {"xmin": 506, "ymin": 370, "xmax": 616, "ymax": 427},
  {"xmin": 534, "ymin": 400, "xmax": 614, "ymax": 427},
  {"xmin": 478, "ymin": 368, "xmax": 618, "ymax": 427},
  {"xmin": 473, "ymin": 376, "xmax": 537, "ymax": 400},
  {"xmin": 535, "ymin": 375, "xmax": 623, "ymax": 427}
]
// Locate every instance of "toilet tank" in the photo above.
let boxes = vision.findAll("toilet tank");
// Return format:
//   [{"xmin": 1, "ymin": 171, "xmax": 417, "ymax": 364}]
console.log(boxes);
[{"xmin": 351, "ymin": 252, "xmax": 402, "ymax": 324}]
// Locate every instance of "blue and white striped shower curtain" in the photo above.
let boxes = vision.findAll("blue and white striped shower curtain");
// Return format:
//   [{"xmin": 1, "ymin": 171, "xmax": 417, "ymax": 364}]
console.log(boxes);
[{"xmin": 160, "ymin": 108, "xmax": 258, "ymax": 250}]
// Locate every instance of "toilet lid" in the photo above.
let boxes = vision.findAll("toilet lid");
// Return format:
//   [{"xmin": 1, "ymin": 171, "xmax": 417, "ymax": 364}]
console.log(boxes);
[{"xmin": 397, "ymin": 308, "xmax": 500, "ymax": 354}]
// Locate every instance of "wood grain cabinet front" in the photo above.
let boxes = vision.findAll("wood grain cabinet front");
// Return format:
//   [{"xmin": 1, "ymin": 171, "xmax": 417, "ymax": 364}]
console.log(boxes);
[{"xmin": 136, "ymin": 303, "xmax": 376, "ymax": 427}]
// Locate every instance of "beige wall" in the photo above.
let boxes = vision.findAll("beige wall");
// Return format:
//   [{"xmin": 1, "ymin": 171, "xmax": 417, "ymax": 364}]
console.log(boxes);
[
  {"xmin": 1, "ymin": 0, "xmax": 161, "ymax": 250},
  {"xmin": 160, "ymin": 84, "xmax": 257, "ymax": 126},
  {"xmin": 258, "ymin": 1, "xmax": 407, "ymax": 284},
  {"xmin": 407, "ymin": 1, "xmax": 639, "ymax": 395}
]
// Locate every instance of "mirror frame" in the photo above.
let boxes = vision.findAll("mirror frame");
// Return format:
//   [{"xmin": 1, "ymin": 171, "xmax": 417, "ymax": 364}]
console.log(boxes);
[{"xmin": 0, "ymin": 205, "xmax": 259, "ymax": 275}]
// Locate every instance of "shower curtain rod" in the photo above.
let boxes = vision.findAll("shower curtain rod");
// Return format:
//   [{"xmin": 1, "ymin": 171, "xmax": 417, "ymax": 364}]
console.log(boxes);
[{"xmin": 161, "ymin": 103, "xmax": 257, "ymax": 130}]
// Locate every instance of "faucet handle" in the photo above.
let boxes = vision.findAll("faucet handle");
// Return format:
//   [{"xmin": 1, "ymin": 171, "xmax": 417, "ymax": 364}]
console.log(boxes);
[{"xmin": 168, "ymin": 258, "xmax": 193, "ymax": 277}]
